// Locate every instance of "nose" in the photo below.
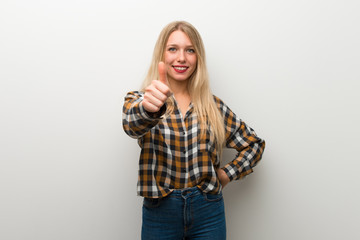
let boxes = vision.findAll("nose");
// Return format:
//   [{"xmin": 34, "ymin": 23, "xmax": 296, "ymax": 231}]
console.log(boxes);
[{"xmin": 177, "ymin": 50, "xmax": 185, "ymax": 62}]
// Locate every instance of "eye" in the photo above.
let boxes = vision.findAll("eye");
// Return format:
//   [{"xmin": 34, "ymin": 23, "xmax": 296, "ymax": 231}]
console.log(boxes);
[
  {"xmin": 168, "ymin": 47, "xmax": 176, "ymax": 52},
  {"xmin": 187, "ymin": 49, "xmax": 195, "ymax": 53}
]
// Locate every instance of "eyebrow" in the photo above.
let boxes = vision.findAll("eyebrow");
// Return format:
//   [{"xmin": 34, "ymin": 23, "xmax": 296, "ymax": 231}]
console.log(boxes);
[{"xmin": 166, "ymin": 44, "xmax": 194, "ymax": 48}]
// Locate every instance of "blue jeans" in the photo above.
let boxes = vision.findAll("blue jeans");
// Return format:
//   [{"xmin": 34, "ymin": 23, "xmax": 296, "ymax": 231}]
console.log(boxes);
[{"xmin": 141, "ymin": 187, "xmax": 226, "ymax": 240}]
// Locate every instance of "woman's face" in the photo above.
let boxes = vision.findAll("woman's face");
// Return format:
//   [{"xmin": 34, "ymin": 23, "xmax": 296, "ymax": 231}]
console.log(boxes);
[{"xmin": 164, "ymin": 30, "xmax": 197, "ymax": 84}]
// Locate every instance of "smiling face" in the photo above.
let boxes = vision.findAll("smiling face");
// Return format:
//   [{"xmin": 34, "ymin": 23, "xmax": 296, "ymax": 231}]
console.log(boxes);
[{"xmin": 164, "ymin": 30, "xmax": 197, "ymax": 84}]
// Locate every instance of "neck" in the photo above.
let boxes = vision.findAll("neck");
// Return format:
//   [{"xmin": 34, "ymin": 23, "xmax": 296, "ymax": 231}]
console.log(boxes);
[{"xmin": 168, "ymin": 79, "xmax": 189, "ymax": 96}]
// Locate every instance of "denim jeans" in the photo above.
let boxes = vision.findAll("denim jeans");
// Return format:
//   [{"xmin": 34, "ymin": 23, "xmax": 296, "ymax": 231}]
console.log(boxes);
[{"xmin": 141, "ymin": 187, "xmax": 226, "ymax": 240}]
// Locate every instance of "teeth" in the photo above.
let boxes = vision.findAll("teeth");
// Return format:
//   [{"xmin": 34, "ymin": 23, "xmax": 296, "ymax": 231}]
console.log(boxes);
[{"xmin": 174, "ymin": 67, "xmax": 187, "ymax": 70}]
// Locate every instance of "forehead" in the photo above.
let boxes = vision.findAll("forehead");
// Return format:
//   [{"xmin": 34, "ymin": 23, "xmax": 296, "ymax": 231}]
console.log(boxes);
[{"xmin": 167, "ymin": 30, "xmax": 193, "ymax": 46}]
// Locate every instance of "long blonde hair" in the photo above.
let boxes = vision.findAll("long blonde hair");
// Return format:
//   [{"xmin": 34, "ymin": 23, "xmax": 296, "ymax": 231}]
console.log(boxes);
[{"xmin": 141, "ymin": 21, "xmax": 226, "ymax": 156}]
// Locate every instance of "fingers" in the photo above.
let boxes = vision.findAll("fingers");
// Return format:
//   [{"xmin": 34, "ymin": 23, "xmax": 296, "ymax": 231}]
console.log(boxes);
[
  {"xmin": 142, "ymin": 62, "xmax": 172, "ymax": 113},
  {"xmin": 142, "ymin": 98, "xmax": 161, "ymax": 113},
  {"xmin": 144, "ymin": 86, "xmax": 167, "ymax": 106},
  {"xmin": 143, "ymin": 82, "xmax": 169, "ymax": 113},
  {"xmin": 158, "ymin": 61, "xmax": 168, "ymax": 86},
  {"xmin": 149, "ymin": 83, "xmax": 169, "ymax": 101},
  {"xmin": 153, "ymin": 79, "xmax": 172, "ymax": 97},
  {"xmin": 157, "ymin": 62, "xmax": 172, "ymax": 96}
]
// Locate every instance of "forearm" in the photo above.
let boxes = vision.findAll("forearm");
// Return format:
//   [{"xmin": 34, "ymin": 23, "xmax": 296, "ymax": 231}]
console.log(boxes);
[
  {"xmin": 122, "ymin": 92, "xmax": 166, "ymax": 138},
  {"xmin": 222, "ymin": 139, "xmax": 265, "ymax": 181}
]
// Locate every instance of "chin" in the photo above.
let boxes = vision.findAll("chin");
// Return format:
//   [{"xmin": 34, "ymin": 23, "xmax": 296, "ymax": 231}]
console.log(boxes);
[{"xmin": 174, "ymin": 76, "xmax": 190, "ymax": 82}]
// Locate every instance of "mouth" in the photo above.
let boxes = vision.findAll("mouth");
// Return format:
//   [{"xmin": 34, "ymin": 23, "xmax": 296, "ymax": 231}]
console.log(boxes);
[{"xmin": 172, "ymin": 65, "xmax": 189, "ymax": 73}]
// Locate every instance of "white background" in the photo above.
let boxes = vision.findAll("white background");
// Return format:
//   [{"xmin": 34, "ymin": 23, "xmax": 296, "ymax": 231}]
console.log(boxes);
[{"xmin": 1, "ymin": 0, "xmax": 359, "ymax": 239}]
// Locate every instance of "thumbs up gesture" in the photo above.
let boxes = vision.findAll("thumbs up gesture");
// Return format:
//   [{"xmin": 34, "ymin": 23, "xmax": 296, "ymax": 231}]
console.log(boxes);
[{"xmin": 142, "ymin": 62, "xmax": 172, "ymax": 113}]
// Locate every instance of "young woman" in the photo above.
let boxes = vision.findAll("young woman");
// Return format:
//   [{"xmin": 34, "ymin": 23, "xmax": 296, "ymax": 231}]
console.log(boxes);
[{"xmin": 123, "ymin": 21, "xmax": 265, "ymax": 240}]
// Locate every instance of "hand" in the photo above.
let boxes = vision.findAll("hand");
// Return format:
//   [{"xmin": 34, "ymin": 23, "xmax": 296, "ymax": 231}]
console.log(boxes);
[
  {"xmin": 142, "ymin": 62, "xmax": 172, "ymax": 113},
  {"xmin": 216, "ymin": 168, "xmax": 230, "ymax": 188}
]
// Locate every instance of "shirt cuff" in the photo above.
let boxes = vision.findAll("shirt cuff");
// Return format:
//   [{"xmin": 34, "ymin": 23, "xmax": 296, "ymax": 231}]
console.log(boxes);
[
  {"xmin": 221, "ymin": 162, "xmax": 253, "ymax": 182},
  {"xmin": 139, "ymin": 101, "xmax": 167, "ymax": 120},
  {"xmin": 221, "ymin": 165, "xmax": 237, "ymax": 181}
]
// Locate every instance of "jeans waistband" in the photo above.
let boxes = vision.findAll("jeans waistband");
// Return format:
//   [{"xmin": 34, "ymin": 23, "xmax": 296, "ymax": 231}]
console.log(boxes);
[{"xmin": 171, "ymin": 186, "xmax": 201, "ymax": 198}]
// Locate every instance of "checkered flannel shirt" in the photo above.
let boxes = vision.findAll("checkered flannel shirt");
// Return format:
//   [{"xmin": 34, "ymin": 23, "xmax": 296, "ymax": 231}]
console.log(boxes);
[{"xmin": 123, "ymin": 91, "xmax": 265, "ymax": 198}]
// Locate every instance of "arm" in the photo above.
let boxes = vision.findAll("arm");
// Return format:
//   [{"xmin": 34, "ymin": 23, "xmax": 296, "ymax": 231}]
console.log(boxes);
[
  {"xmin": 216, "ymin": 97, "xmax": 266, "ymax": 182},
  {"xmin": 222, "ymin": 120, "xmax": 265, "ymax": 181},
  {"xmin": 122, "ymin": 91, "xmax": 166, "ymax": 139},
  {"xmin": 123, "ymin": 62, "xmax": 171, "ymax": 139}
]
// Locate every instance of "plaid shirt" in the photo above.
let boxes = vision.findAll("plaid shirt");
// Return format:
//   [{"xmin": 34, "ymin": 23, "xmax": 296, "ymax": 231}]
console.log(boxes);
[{"xmin": 123, "ymin": 91, "xmax": 265, "ymax": 198}]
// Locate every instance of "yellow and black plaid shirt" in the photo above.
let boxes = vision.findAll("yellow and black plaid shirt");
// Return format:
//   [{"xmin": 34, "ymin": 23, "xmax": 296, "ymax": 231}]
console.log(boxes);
[{"xmin": 123, "ymin": 91, "xmax": 265, "ymax": 198}]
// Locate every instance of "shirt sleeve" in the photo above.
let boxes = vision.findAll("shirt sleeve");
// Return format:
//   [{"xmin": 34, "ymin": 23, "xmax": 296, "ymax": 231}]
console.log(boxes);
[
  {"xmin": 216, "ymin": 97, "xmax": 266, "ymax": 181},
  {"xmin": 122, "ymin": 91, "xmax": 166, "ymax": 139}
]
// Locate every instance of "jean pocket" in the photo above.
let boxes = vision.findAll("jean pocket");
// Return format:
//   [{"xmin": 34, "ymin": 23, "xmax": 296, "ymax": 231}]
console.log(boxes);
[
  {"xmin": 143, "ymin": 197, "xmax": 162, "ymax": 209},
  {"xmin": 203, "ymin": 192, "xmax": 223, "ymax": 202}
]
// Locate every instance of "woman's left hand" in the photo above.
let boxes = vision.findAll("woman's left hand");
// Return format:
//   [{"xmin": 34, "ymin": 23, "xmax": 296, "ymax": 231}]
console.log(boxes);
[{"xmin": 216, "ymin": 169, "xmax": 230, "ymax": 188}]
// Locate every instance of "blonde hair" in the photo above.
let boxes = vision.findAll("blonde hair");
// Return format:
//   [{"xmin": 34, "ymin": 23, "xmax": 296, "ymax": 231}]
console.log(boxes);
[{"xmin": 141, "ymin": 21, "xmax": 226, "ymax": 156}]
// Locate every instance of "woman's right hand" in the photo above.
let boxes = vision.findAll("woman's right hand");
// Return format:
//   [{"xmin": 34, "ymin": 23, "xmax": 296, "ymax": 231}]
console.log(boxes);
[{"xmin": 142, "ymin": 62, "xmax": 172, "ymax": 113}]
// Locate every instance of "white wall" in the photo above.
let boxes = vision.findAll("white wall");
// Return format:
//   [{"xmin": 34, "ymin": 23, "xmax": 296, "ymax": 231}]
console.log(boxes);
[{"xmin": 1, "ymin": 0, "xmax": 359, "ymax": 239}]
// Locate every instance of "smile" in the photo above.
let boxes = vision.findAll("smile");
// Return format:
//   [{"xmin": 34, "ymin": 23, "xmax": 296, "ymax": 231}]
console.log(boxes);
[{"xmin": 173, "ymin": 65, "xmax": 189, "ymax": 73}]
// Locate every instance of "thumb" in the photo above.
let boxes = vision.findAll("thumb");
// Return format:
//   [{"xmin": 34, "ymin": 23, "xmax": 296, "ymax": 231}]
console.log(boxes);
[{"xmin": 158, "ymin": 61, "xmax": 168, "ymax": 85}]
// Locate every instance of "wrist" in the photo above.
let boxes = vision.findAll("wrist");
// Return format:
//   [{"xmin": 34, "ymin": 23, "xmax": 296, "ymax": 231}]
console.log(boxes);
[{"xmin": 217, "ymin": 168, "xmax": 230, "ymax": 187}]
